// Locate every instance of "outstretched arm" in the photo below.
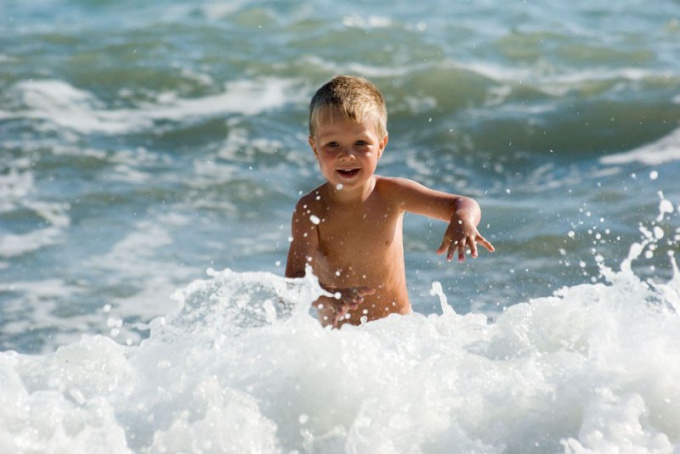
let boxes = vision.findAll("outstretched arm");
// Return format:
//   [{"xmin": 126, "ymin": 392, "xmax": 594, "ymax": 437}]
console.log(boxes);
[
  {"xmin": 435, "ymin": 196, "xmax": 495, "ymax": 262},
  {"xmin": 384, "ymin": 177, "xmax": 495, "ymax": 262}
]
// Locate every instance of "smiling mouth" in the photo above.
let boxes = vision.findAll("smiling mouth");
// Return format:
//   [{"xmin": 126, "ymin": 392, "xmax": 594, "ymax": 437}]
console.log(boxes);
[{"xmin": 336, "ymin": 168, "xmax": 360, "ymax": 178}]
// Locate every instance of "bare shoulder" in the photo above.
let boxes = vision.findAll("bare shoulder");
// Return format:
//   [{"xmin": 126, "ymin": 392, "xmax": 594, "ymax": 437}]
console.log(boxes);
[
  {"xmin": 375, "ymin": 176, "xmax": 461, "ymax": 219},
  {"xmin": 377, "ymin": 175, "xmax": 432, "ymax": 189},
  {"xmin": 293, "ymin": 184, "xmax": 328, "ymax": 220},
  {"xmin": 375, "ymin": 176, "xmax": 428, "ymax": 200}
]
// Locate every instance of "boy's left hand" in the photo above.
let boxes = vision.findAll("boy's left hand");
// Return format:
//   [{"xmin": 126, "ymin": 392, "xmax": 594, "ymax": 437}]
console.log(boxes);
[{"xmin": 436, "ymin": 218, "xmax": 495, "ymax": 262}]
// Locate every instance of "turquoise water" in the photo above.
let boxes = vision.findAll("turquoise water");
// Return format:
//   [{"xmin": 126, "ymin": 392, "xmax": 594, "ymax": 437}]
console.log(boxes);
[{"xmin": 1, "ymin": 0, "xmax": 680, "ymax": 451}]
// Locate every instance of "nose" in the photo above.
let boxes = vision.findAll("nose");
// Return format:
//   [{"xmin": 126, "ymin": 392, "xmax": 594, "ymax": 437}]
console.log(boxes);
[{"xmin": 339, "ymin": 146, "xmax": 357, "ymax": 160}]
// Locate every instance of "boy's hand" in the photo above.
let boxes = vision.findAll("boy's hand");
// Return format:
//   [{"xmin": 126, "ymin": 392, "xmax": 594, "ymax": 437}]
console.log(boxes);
[
  {"xmin": 436, "ymin": 218, "xmax": 495, "ymax": 262},
  {"xmin": 317, "ymin": 286, "xmax": 375, "ymax": 327}
]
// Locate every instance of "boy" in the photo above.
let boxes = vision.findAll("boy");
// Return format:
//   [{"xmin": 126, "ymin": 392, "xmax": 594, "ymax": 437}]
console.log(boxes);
[{"xmin": 285, "ymin": 75, "xmax": 494, "ymax": 328}]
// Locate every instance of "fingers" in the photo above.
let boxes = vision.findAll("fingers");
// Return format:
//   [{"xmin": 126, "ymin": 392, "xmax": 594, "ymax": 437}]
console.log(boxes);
[
  {"xmin": 437, "ymin": 232, "xmax": 494, "ymax": 262},
  {"xmin": 477, "ymin": 234, "xmax": 495, "ymax": 253},
  {"xmin": 357, "ymin": 287, "xmax": 376, "ymax": 297},
  {"xmin": 452, "ymin": 238, "xmax": 464, "ymax": 262},
  {"xmin": 468, "ymin": 237, "xmax": 479, "ymax": 259},
  {"xmin": 437, "ymin": 237, "xmax": 466, "ymax": 262},
  {"xmin": 329, "ymin": 287, "xmax": 374, "ymax": 324},
  {"xmin": 436, "ymin": 238, "xmax": 451, "ymax": 256},
  {"xmin": 343, "ymin": 286, "xmax": 374, "ymax": 303}
]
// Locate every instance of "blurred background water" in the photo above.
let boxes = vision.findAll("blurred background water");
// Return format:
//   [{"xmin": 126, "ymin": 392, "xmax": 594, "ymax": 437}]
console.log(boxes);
[{"xmin": 2, "ymin": 0, "xmax": 679, "ymax": 354}]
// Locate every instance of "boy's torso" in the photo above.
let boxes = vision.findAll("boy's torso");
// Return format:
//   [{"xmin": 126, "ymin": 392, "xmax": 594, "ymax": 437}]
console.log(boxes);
[{"xmin": 305, "ymin": 177, "xmax": 412, "ymax": 324}]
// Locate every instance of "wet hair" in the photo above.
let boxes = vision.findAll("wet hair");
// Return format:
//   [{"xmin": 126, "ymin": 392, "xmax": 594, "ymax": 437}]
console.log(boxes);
[{"xmin": 309, "ymin": 75, "xmax": 387, "ymax": 139}]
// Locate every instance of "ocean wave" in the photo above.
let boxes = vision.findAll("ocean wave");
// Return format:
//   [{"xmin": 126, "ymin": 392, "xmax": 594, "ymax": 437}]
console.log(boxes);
[
  {"xmin": 601, "ymin": 127, "xmax": 680, "ymax": 166},
  {"xmin": 2, "ymin": 78, "xmax": 306, "ymax": 135},
  {"xmin": 1, "ymin": 227, "xmax": 678, "ymax": 452}
]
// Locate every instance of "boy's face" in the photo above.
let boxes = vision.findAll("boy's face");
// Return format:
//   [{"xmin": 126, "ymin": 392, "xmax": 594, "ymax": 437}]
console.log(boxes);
[{"xmin": 308, "ymin": 107, "xmax": 388, "ymax": 192}]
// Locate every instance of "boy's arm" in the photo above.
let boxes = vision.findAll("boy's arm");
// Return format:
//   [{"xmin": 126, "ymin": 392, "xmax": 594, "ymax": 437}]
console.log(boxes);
[
  {"xmin": 285, "ymin": 199, "xmax": 317, "ymax": 280},
  {"xmin": 385, "ymin": 177, "xmax": 495, "ymax": 262}
]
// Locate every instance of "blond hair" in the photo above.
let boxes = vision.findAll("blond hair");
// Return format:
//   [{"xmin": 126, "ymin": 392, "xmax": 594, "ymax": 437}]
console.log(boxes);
[{"xmin": 309, "ymin": 75, "xmax": 387, "ymax": 139}]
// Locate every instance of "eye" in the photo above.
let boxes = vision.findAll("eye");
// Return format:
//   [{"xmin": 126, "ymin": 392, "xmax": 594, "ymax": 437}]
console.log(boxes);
[{"xmin": 355, "ymin": 140, "xmax": 368, "ymax": 147}]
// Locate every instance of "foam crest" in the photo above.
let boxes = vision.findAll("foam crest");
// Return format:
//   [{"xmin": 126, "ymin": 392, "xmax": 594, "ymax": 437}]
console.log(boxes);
[
  {"xmin": 1, "ymin": 247, "xmax": 679, "ymax": 452},
  {"xmin": 0, "ymin": 338, "xmax": 132, "ymax": 453},
  {"xmin": 601, "ymin": 127, "xmax": 680, "ymax": 165},
  {"xmin": 6, "ymin": 78, "xmax": 303, "ymax": 135},
  {"xmin": 0, "ymin": 161, "xmax": 34, "ymax": 212},
  {"xmin": 0, "ymin": 227, "xmax": 62, "ymax": 259},
  {"xmin": 0, "ymin": 160, "xmax": 71, "ymax": 260},
  {"xmin": 157, "ymin": 267, "xmax": 323, "ymax": 342}
]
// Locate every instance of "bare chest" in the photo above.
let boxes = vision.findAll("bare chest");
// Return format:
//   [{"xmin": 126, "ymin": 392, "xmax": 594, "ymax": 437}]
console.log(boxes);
[
  {"xmin": 322, "ymin": 197, "xmax": 399, "ymax": 240},
  {"xmin": 313, "ymin": 200, "xmax": 403, "ymax": 278}
]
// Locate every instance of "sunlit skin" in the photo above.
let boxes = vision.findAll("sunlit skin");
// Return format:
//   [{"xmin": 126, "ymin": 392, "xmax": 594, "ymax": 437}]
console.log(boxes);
[{"xmin": 286, "ymin": 106, "xmax": 494, "ymax": 327}]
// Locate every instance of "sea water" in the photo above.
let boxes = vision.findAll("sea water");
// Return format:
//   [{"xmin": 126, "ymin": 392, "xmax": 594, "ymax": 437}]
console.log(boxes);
[{"xmin": 1, "ymin": 0, "xmax": 680, "ymax": 452}]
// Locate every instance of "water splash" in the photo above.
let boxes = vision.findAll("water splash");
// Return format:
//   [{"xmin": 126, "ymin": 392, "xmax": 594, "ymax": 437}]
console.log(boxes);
[{"xmin": 1, "ymin": 200, "xmax": 679, "ymax": 452}]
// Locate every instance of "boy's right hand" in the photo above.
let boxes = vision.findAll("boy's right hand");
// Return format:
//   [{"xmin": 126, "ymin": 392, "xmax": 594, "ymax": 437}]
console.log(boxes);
[{"xmin": 317, "ymin": 286, "xmax": 375, "ymax": 327}]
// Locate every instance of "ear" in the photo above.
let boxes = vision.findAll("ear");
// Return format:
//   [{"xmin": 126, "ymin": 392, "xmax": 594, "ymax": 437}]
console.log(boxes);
[
  {"xmin": 308, "ymin": 136, "xmax": 319, "ymax": 158},
  {"xmin": 378, "ymin": 135, "xmax": 388, "ymax": 158}
]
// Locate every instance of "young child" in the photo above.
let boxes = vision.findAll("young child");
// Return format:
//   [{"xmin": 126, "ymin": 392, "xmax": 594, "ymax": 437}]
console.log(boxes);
[{"xmin": 285, "ymin": 75, "xmax": 494, "ymax": 328}]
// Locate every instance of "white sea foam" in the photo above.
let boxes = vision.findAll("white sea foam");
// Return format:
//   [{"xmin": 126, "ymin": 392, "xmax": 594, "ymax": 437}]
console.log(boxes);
[
  {"xmin": 1, "ymin": 230, "xmax": 679, "ymax": 452},
  {"xmin": 4, "ymin": 78, "xmax": 305, "ymax": 135},
  {"xmin": 0, "ymin": 227, "xmax": 63, "ymax": 259},
  {"xmin": 0, "ymin": 279, "xmax": 90, "ymax": 349},
  {"xmin": 23, "ymin": 201, "xmax": 71, "ymax": 228},
  {"xmin": 216, "ymin": 118, "xmax": 285, "ymax": 161},
  {"xmin": 84, "ymin": 216, "xmax": 196, "ymax": 333},
  {"xmin": 198, "ymin": 3, "xmax": 242, "ymax": 20},
  {"xmin": 0, "ymin": 165, "xmax": 34, "ymax": 212},
  {"xmin": 342, "ymin": 15, "xmax": 392, "ymax": 29},
  {"xmin": 0, "ymin": 159, "xmax": 71, "ymax": 258},
  {"xmin": 601, "ymin": 127, "xmax": 680, "ymax": 165}
]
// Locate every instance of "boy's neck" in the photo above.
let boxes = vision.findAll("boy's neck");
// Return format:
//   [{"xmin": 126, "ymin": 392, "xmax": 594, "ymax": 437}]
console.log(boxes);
[{"xmin": 324, "ymin": 175, "xmax": 377, "ymax": 204}]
